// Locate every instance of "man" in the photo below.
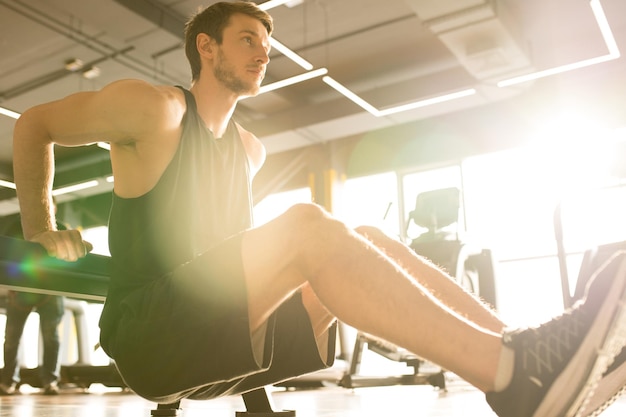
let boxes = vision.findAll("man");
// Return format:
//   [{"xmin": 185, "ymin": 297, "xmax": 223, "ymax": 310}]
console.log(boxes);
[
  {"xmin": 10, "ymin": 1, "xmax": 626, "ymax": 416},
  {"xmin": 0, "ymin": 207, "xmax": 65, "ymax": 396}
]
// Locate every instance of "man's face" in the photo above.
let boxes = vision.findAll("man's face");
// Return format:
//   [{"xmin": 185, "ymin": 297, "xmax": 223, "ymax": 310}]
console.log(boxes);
[{"xmin": 213, "ymin": 13, "xmax": 270, "ymax": 97}]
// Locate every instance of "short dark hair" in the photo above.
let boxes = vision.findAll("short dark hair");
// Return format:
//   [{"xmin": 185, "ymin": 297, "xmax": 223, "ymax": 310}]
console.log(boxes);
[{"xmin": 184, "ymin": 1, "xmax": 273, "ymax": 82}]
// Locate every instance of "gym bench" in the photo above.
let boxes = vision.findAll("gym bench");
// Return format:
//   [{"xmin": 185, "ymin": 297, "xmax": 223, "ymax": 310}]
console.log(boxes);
[{"xmin": 0, "ymin": 235, "xmax": 295, "ymax": 416}]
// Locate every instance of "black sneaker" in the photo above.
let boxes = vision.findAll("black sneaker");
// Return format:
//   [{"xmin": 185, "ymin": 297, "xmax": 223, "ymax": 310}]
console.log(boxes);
[
  {"xmin": 42, "ymin": 381, "xmax": 60, "ymax": 395},
  {"xmin": 583, "ymin": 346, "xmax": 626, "ymax": 416},
  {"xmin": 486, "ymin": 251, "xmax": 626, "ymax": 417},
  {"xmin": 0, "ymin": 383, "xmax": 17, "ymax": 396}
]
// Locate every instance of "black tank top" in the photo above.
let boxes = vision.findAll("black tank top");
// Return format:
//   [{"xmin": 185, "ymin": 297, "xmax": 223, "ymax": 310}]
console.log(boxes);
[{"xmin": 99, "ymin": 86, "xmax": 253, "ymax": 343}]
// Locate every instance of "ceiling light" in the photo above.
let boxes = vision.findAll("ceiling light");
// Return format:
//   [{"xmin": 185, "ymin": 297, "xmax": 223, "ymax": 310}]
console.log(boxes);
[
  {"xmin": 498, "ymin": 0, "xmax": 619, "ymax": 87},
  {"xmin": 259, "ymin": 68, "xmax": 328, "ymax": 94},
  {"xmin": 270, "ymin": 38, "xmax": 313, "ymax": 70},
  {"xmin": 82, "ymin": 66, "xmax": 101, "ymax": 80},
  {"xmin": 323, "ymin": 77, "xmax": 477, "ymax": 117},
  {"xmin": 0, "ymin": 106, "xmax": 20, "ymax": 119},
  {"xmin": 377, "ymin": 89, "xmax": 477, "ymax": 117},
  {"xmin": 322, "ymin": 77, "xmax": 381, "ymax": 116},
  {"xmin": 258, "ymin": 0, "xmax": 294, "ymax": 11},
  {"xmin": 65, "ymin": 58, "xmax": 84, "ymax": 72},
  {"xmin": 0, "ymin": 179, "xmax": 16, "ymax": 190},
  {"xmin": 285, "ymin": 0, "xmax": 304, "ymax": 7},
  {"xmin": 52, "ymin": 180, "xmax": 99, "ymax": 196}
]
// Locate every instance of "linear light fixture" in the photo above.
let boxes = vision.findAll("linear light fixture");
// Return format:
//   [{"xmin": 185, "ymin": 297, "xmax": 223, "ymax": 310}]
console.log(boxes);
[
  {"xmin": 498, "ymin": 0, "xmax": 619, "ymax": 87},
  {"xmin": 0, "ymin": 106, "xmax": 20, "ymax": 119},
  {"xmin": 258, "ymin": 0, "xmax": 293, "ymax": 11},
  {"xmin": 51, "ymin": 180, "xmax": 99, "ymax": 196},
  {"xmin": 259, "ymin": 68, "xmax": 328, "ymax": 94},
  {"xmin": 323, "ymin": 76, "xmax": 477, "ymax": 117},
  {"xmin": 97, "ymin": 142, "xmax": 111, "ymax": 151},
  {"xmin": 377, "ymin": 88, "xmax": 478, "ymax": 117},
  {"xmin": 322, "ymin": 76, "xmax": 381, "ymax": 116},
  {"xmin": 0, "ymin": 179, "xmax": 16, "ymax": 189},
  {"xmin": 270, "ymin": 38, "xmax": 313, "ymax": 70}
]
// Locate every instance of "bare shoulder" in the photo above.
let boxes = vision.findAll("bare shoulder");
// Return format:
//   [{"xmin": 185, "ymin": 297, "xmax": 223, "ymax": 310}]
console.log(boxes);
[
  {"xmin": 98, "ymin": 80, "xmax": 185, "ymax": 132},
  {"xmin": 17, "ymin": 79, "xmax": 186, "ymax": 148},
  {"xmin": 236, "ymin": 123, "xmax": 266, "ymax": 177}
]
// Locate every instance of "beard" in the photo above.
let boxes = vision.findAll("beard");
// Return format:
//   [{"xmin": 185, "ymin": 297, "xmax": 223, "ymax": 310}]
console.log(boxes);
[{"xmin": 213, "ymin": 49, "xmax": 260, "ymax": 97}]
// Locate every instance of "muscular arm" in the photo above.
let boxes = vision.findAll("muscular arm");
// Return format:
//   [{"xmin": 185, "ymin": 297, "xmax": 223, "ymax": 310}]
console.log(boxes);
[{"xmin": 13, "ymin": 79, "xmax": 183, "ymax": 260}]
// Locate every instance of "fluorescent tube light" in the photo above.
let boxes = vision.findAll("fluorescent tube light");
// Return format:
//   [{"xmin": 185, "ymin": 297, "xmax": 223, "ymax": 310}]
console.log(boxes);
[
  {"xmin": 0, "ymin": 106, "xmax": 20, "ymax": 119},
  {"xmin": 377, "ymin": 89, "xmax": 477, "ymax": 117},
  {"xmin": 270, "ymin": 38, "xmax": 313, "ymax": 70},
  {"xmin": 498, "ymin": 0, "xmax": 619, "ymax": 87},
  {"xmin": 323, "ymin": 76, "xmax": 476, "ymax": 117},
  {"xmin": 322, "ymin": 76, "xmax": 381, "ymax": 116},
  {"xmin": 52, "ymin": 180, "xmax": 99, "ymax": 196},
  {"xmin": 259, "ymin": 68, "xmax": 328, "ymax": 94},
  {"xmin": 258, "ymin": 0, "xmax": 293, "ymax": 11},
  {"xmin": 0, "ymin": 179, "xmax": 16, "ymax": 189},
  {"xmin": 591, "ymin": 0, "xmax": 620, "ymax": 57}
]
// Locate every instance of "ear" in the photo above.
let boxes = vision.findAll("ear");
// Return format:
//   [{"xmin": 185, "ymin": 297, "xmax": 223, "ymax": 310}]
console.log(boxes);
[{"xmin": 196, "ymin": 33, "xmax": 214, "ymax": 59}]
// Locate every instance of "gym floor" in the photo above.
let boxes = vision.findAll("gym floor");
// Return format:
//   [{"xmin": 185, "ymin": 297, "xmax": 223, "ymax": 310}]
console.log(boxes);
[{"xmin": 0, "ymin": 374, "xmax": 625, "ymax": 417}]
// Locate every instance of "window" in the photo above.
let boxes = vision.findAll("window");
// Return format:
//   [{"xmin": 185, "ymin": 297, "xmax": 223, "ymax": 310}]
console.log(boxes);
[
  {"xmin": 253, "ymin": 187, "xmax": 312, "ymax": 226},
  {"xmin": 338, "ymin": 172, "xmax": 400, "ymax": 239}
]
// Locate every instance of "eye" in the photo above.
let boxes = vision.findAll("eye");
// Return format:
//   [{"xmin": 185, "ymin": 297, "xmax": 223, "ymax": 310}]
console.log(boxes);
[{"xmin": 243, "ymin": 37, "xmax": 253, "ymax": 45}]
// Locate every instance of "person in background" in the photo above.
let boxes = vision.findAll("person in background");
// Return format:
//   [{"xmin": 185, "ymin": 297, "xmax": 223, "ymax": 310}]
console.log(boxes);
[{"xmin": 0, "ymin": 201, "xmax": 66, "ymax": 396}]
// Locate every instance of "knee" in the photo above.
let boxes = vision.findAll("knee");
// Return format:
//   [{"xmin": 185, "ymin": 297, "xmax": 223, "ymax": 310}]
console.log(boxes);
[
  {"xmin": 285, "ymin": 203, "xmax": 329, "ymax": 221},
  {"xmin": 284, "ymin": 203, "xmax": 340, "ymax": 235},
  {"xmin": 354, "ymin": 225, "xmax": 384, "ymax": 240},
  {"xmin": 283, "ymin": 203, "xmax": 353, "ymax": 259}
]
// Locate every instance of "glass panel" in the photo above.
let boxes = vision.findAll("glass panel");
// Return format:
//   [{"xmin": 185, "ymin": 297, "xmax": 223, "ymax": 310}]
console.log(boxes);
[
  {"xmin": 253, "ymin": 187, "xmax": 312, "ymax": 227},
  {"xmin": 338, "ymin": 172, "xmax": 399, "ymax": 239}
]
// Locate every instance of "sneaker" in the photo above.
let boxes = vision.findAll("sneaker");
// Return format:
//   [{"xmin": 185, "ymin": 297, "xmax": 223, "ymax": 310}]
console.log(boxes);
[
  {"xmin": 42, "ymin": 381, "xmax": 59, "ymax": 395},
  {"xmin": 583, "ymin": 346, "xmax": 626, "ymax": 416},
  {"xmin": 0, "ymin": 383, "xmax": 17, "ymax": 396},
  {"xmin": 486, "ymin": 250, "xmax": 626, "ymax": 417}
]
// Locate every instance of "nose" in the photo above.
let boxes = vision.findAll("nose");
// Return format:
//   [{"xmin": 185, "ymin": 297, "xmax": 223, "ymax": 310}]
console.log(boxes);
[{"xmin": 257, "ymin": 46, "xmax": 270, "ymax": 65}]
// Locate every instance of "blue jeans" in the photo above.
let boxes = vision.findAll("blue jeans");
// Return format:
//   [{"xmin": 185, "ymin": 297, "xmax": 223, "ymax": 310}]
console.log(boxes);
[{"xmin": 1, "ymin": 292, "xmax": 64, "ymax": 386}]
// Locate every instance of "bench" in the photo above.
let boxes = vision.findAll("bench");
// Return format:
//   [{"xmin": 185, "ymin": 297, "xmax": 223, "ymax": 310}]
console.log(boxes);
[{"xmin": 0, "ymin": 235, "xmax": 294, "ymax": 416}]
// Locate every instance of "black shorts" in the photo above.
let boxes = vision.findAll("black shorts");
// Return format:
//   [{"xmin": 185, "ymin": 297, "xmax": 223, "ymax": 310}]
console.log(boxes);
[{"xmin": 109, "ymin": 233, "xmax": 336, "ymax": 404}]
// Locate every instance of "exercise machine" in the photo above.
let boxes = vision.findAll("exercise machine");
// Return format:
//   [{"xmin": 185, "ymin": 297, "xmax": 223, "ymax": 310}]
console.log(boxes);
[
  {"xmin": 0, "ymin": 235, "xmax": 294, "ymax": 416},
  {"xmin": 340, "ymin": 187, "xmax": 496, "ymax": 390},
  {"xmin": 408, "ymin": 187, "xmax": 497, "ymax": 306}
]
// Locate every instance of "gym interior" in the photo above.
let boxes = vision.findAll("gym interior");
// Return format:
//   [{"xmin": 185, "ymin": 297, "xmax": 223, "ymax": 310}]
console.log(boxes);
[{"xmin": 1, "ymin": 0, "xmax": 626, "ymax": 416}]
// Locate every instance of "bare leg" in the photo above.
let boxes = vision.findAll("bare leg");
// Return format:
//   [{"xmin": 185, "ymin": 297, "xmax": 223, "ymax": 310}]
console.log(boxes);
[
  {"xmin": 242, "ymin": 204, "xmax": 502, "ymax": 392},
  {"xmin": 355, "ymin": 225, "xmax": 504, "ymax": 333}
]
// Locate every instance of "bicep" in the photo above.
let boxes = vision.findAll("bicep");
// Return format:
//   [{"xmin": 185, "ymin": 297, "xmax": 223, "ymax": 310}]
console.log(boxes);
[{"xmin": 16, "ymin": 80, "xmax": 174, "ymax": 148}]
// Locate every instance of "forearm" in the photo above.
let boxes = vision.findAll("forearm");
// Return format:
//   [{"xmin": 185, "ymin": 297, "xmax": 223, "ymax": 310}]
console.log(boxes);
[{"xmin": 13, "ymin": 108, "xmax": 57, "ymax": 240}]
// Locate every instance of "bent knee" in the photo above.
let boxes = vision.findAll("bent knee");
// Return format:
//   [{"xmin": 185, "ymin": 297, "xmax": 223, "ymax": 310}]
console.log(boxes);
[
  {"xmin": 287, "ymin": 203, "xmax": 349, "ymax": 235},
  {"xmin": 285, "ymin": 203, "xmax": 330, "ymax": 222},
  {"xmin": 282, "ymin": 203, "xmax": 353, "ymax": 263},
  {"xmin": 355, "ymin": 225, "xmax": 384, "ymax": 239}
]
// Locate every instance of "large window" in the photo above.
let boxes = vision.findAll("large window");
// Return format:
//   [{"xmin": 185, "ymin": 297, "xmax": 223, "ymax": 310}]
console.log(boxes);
[
  {"xmin": 396, "ymin": 132, "xmax": 626, "ymax": 326},
  {"xmin": 338, "ymin": 172, "xmax": 400, "ymax": 239},
  {"xmin": 253, "ymin": 187, "xmax": 312, "ymax": 226}
]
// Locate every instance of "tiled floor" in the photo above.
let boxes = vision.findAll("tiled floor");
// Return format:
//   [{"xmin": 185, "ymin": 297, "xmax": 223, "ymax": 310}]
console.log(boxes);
[{"xmin": 0, "ymin": 375, "xmax": 624, "ymax": 417}]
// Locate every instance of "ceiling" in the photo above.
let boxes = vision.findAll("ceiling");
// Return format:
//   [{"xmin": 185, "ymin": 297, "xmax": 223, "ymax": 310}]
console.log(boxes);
[{"xmin": 1, "ymin": 0, "xmax": 626, "ymax": 216}]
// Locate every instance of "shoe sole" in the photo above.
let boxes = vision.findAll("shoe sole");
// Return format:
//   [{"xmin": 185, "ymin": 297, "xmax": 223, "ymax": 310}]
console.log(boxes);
[
  {"xmin": 584, "ymin": 356, "xmax": 626, "ymax": 416},
  {"xmin": 535, "ymin": 251, "xmax": 626, "ymax": 417}
]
